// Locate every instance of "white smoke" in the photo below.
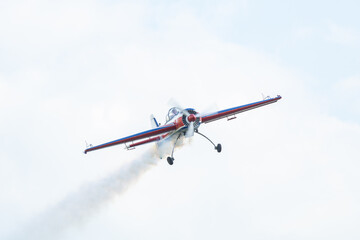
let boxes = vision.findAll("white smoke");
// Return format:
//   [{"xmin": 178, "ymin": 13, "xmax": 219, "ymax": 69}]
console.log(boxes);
[
  {"xmin": 10, "ymin": 150, "xmax": 158, "ymax": 240},
  {"xmin": 155, "ymin": 133, "xmax": 189, "ymax": 159}
]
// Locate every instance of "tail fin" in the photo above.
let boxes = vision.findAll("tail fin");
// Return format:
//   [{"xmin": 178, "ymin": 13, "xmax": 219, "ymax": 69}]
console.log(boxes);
[{"xmin": 150, "ymin": 114, "xmax": 160, "ymax": 128}]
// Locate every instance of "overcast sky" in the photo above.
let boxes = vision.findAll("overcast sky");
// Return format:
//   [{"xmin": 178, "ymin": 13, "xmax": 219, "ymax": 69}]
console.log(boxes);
[{"xmin": 1, "ymin": 1, "xmax": 360, "ymax": 239}]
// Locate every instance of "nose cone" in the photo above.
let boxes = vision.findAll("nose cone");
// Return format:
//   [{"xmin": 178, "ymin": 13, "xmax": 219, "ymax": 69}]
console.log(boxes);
[{"xmin": 187, "ymin": 114, "xmax": 196, "ymax": 122}]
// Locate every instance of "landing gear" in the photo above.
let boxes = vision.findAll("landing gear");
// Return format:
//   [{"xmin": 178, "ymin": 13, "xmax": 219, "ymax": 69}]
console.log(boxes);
[
  {"xmin": 195, "ymin": 130, "xmax": 222, "ymax": 153},
  {"xmin": 166, "ymin": 131, "xmax": 221, "ymax": 165},
  {"xmin": 167, "ymin": 157, "xmax": 174, "ymax": 165},
  {"xmin": 167, "ymin": 133, "xmax": 181, "ymax": 165},
  {"xmin": 216, "ymin": 143, "xmax": 222, "ymax": 153}
]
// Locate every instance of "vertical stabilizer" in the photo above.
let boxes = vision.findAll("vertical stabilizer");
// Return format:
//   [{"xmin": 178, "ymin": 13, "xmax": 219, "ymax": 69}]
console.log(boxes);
[{"xmin": 150, "ymin": 114, "xmax": 160, "ymax": 128}]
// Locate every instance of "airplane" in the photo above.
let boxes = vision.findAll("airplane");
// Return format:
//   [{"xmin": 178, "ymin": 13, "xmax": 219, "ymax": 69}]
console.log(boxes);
[{"xmin": 84, "ymin": 95, "xmax": 282, "ymax": 165}]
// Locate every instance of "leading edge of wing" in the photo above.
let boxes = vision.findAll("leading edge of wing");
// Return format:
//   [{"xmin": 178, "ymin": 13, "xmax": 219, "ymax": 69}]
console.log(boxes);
[
  {"xmin": 84, "ymin": 123, "xmax": 177, "ymax": 154},
  {"xmin": 201, "ymin": 95, "xmax": 282, "ymax": 124}
]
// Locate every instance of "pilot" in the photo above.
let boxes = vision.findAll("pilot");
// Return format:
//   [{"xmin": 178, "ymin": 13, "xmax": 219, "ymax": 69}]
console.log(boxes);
[{"xmin": 172, "ymin": 108, "xmax": 179, "ymax": 115}]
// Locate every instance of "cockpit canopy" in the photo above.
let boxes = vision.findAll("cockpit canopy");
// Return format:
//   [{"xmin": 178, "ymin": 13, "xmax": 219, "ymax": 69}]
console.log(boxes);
[{"xmin": 166, "ymin": 107, "xmax": 181, "ymax": 122}]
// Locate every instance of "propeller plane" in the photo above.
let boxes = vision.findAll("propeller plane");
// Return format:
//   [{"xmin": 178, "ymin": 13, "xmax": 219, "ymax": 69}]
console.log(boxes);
[{"xmin": 84, "ymin": 95, "xmax": 282, "ymax": 165}]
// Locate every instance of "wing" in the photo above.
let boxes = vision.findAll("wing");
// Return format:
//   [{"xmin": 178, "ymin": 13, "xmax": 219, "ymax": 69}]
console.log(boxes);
[
  {"xmin": 201, "ymin": 95, "xmax": 282, "ymax": 124},
  {"xmin": 84, "ymin": 123, "xmax": 177, "ymax": 154}
]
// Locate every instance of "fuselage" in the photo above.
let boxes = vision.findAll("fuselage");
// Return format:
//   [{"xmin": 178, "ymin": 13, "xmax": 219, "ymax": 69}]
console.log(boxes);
[{"xmin": 162, "ymin": 108, "xmax": 201, "ymax": 140}]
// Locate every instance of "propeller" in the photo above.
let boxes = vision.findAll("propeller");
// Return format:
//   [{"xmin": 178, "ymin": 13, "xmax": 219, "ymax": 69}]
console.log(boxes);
[
  {"xmin": 185, "ymin": 113, "xmax": 196, "ymax": 137},
  {"xmin": 167, "ymin": 98, "xmax": 201, "ymax": 138},
  {"xmin": 178, "ymin": 107, "xmax": 196, "ymax": 138},
  {"xmin": 186, "ymin": 121, "xmax": 194, "ymax": 137},
  {"xmin": 168, "ymin": 98, "xmax": 184, "ymax": 111}
]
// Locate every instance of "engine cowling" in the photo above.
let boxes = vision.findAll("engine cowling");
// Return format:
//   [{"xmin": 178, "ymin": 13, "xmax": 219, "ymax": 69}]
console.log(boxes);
[{"xmin": 182, "ymin": 109, "xmax": 200, "ymax": 128}]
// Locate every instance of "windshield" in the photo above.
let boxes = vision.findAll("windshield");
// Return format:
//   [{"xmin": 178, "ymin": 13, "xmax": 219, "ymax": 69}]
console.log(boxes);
[{"xmin": 166, "ymin": 107, "xmax": 181, "ymax": 122}]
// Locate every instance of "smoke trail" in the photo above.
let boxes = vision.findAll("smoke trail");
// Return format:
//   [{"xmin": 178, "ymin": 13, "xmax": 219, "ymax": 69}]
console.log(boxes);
[
  {"xmin": 156, "ymin": 134, "xmax": 188, "ymax": 159},
  {"xmin": 11, "ymin": 150, "xmax": 158, "ymax": 240}
]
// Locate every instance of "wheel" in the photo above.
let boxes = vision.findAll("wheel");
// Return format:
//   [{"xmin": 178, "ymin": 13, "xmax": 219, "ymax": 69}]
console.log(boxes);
[
  {"xmin": 167, "ymin": 157, "xmax": 174, "ymax": 165},
  {"xmin": 216, "ymin": 144, "xmax": 222, "ymax": 153}
]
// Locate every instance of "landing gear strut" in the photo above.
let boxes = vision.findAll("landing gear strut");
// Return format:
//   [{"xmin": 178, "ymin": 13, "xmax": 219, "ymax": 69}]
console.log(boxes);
[
  {"xmin": 167, "ymin": 133, "xmax": 181, "ymax": 165},
  {"xmin": 195, "ymin": 130, "xmax": 222, "ymax": 153},
  {"xmin": 166, "ymin": 131, "xmax": 221, "ymax": 165}
]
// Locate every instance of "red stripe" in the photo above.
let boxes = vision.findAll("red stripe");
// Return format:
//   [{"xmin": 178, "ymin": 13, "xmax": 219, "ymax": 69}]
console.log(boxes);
[
  {"xmin": 129, "ymin": 136, "xmax": 161, "ymax": 147},
  {"xmin": 202, "ymin": 97, "xmax": 281, "ymax": 123},
  {"xmin": 85, "ymin": 124, "xmax": 176, "ymax": 154}
]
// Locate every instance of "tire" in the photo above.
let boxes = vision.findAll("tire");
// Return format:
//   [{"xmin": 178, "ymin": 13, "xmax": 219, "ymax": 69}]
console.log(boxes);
[
  {"xmin": 216, "ymin": 144, "xmax": 222, "ymax": 153},
  {"xmin": 167, "ymin": 157, "xmax": 174, "ymax": 165}
]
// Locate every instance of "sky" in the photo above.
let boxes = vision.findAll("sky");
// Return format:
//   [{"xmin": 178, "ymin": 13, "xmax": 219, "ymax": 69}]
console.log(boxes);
[{"xmin": 1, "ymin": 0, "xmax": 360, "ymax": 239}]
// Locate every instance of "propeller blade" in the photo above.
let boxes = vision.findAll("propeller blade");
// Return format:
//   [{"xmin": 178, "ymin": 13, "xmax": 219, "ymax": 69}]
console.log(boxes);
[
  {"xmin": 182, "ymin": 109, "xmax": 190, "ymax": 117},
  {"xmin": 186, "ymin": 121, "xmax": 194, "ymax": 138},
  {"xmin": 168, "ymin": 98, "xmax": 183, "ymax": 110}
]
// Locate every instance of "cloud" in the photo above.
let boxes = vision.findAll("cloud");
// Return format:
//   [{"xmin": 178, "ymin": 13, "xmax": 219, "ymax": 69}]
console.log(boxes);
[
  {"xmin": 334, "ymin": 75, "xmax": 360, "ymax": 92},
  {"xmin": 327, "ymin": 23, "xmax": 360, "ymax": 46}
]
